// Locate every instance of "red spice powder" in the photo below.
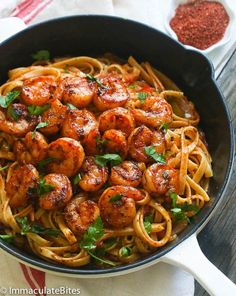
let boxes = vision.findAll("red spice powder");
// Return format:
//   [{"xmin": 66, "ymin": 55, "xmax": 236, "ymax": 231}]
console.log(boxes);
[{"xmin": 169, "ymin": 0, "xmax": 230, "ymax": 50}]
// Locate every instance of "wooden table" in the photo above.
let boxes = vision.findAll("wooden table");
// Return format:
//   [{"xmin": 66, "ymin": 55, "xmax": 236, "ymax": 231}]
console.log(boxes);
[{"xmin": 195, "ymin": 49, "xmax": 236, "ymax": 295}]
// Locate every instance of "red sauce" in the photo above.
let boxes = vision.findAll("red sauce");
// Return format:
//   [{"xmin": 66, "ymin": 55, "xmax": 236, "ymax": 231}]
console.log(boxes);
[{"xmin": 169, "ymin": 0, "xmax": 230, "ymax": 50}]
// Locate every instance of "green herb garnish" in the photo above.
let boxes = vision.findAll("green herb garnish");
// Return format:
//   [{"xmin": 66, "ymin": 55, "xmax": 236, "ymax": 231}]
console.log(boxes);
[
  {"xmin": 38, "ymin": 157, "xmax": 55, "ymax": 170},
  {"xmin": 37, "ymin": 176, "xmax": 54, "ymax": 196},
  {"xmin": 0, "ymin": 165, "xmax": 8, "ymax": 172},
  {"xmin": 120, "ymin": 246, "xmax": 132, "ymax": 257},
  {"xmin": 16, "ymin": 216, "xmax": 59, "ymax": 236},
  {"xmin": 86, "ymin": 74, "xmax": 106, "ymax": 88},
  {"xmin": 80, "ymin": 217, "xmax": 104, "ymax": 250},
  {"xmin": 0, "ymin": 234, "xmax": 16, "ymax": 243},
  {"xmin": 159, "ymin": 123, "xmax": 169, "ymax": 133},
  {"xmin": 88, "ymin": 249, "xmax": 117, "ymax": 267},
  {"xmin": 110, "ymin": 194, "xmax": 123, "ymax": 203},
  {"xmin": 32, "ymin": 50, "xmax": 50, "ymax": 61},
  {"xmin": 143, "ymin": 214, "xmax": 153, "ymax": 234},
  {"xmin": 0, "ymin": 91, "xmax": 20, "ymax": 108},
  {"xmin": 128, "ymin": 84, "xmax": 136, "ymax": 89},
  {"xmin": 73, "ymin": 173, "xmax": 81, "ymax": 185},
  {"xmin": 66, "ymin": 103, "xmax": 77, "ymax": 110},
  {"xmin": 144, "ymin": 146, "xmax": 166, "ymax": 164},
  {"xmin": 94, "ymin": 154, "xmax": 122, "ymax": 167},
  {"xmin": 138, "ymin": 92, "xmax": 148, "ymax": 104},
  {"xmin": 32, "ymin": 122, "xmax": 48, "ymax": 139},
  {"xmin": 8, "ymin": 106, "xmax": 19, "ymax": 121},
  {"xmin": 169, "ymin": 192, "xmax": 178, "ymax": 208},
  {"xmin": 95, "ymin": 137, "xmax": 108, "ymax": 148},
  {"xmin": 28, "ymin": 104, "xmax": 50, "ymax": 116}
]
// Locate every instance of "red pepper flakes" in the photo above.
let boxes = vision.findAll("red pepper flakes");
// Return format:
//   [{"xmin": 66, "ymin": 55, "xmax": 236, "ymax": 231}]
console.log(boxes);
[{"xmin": 169, "ymin": 0, "xmax": 230, "ymax": 50}]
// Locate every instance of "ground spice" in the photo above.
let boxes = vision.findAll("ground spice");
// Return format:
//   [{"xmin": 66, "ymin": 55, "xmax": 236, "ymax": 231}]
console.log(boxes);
[{"xmin": 169, "ymin": 0, "xmax": 230, "ymax": 50}]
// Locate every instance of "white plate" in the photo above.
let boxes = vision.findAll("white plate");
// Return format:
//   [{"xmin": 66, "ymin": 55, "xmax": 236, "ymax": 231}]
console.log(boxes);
[{"xmin": 164, "ymin": 0, "xmax": 235, "ymax": 54}]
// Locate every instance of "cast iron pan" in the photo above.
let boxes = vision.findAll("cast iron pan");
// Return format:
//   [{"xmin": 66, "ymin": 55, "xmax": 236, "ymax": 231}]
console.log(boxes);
[{"xmin": 0, "ymin": 15, "xmax": 234, "ymax": 293}]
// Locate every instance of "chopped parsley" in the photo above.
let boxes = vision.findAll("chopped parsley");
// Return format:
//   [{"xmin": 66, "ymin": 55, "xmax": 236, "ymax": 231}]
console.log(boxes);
[
  {"xmin": 144, "ymin": 146, "xmax": 166, "ymax": 164},
  {"xmin": 0, "ymin": 91, "xmax": 20, "ymax": 108},
  {"xmin": 86, "ymin": 74, "xmax": 107, "ymax": 89},
  {"xmin": 66, "ymin": 103, "xmax": 77, "ymax": 110},
  {"xmin": 95, "ymin": 154, "xmax": 122, "ymax": 167},
  {"xmin": 37, "ymin": 176, "xmax": 54, "ymax": 196},
  {"xmin": 16, "ymin": 216, "xmax": 59, "ymax": 236},
  {"xmin": 143, "ymin": 214, "xmax": 153, "ymax": 234},
  {"xmin": 32, "ymin": 122, "xmax": 48, "ymax": 139},
  {"xmin": 138, "ymin": 92, "xmax": 148, "ymax": 104},
  {"xmin": 0, "ymin": 165, "xmax": 9, "ymax": 172},
  {"xmin": 32, "ymin": 50, "xmax": 50, "ymax": 61},
  {"xmin": 80, "ymin": 217, "xmax": 104, "ymax": 250},
  {"xmin": 88, "ymin": 249, "xmax": 117, "ymax": 267},
  {"xmin": 120, "ymin": 246, "xmax": 132, "ymax": 257},
  {"xmin": 8, "ymin": 106, "xmax": 19, "ymax": 121},
  {"xmin": 159, "ymin": 123, "xmax": 169, "ymax": 133},
  {"xmin": 38, "ymin": 157, "xmax": 55, "ymax": 170},
  {"xmin": 0, "ymin": 234, "xmax": 16, "ymax": 243},
  {"xmin": 110, "ymin": 194, "xmax": 123, "ymax": 203},
  {"xmin": 73, "ymin": 173, "xmax": 81, "ymax": 185},
  {"xmin": 95, "ymin": 137, "xmax": 108, "ymax": 148},
  {"xmin": 28, "ymin": 104, "xmax": 50, "ymax": 116}
]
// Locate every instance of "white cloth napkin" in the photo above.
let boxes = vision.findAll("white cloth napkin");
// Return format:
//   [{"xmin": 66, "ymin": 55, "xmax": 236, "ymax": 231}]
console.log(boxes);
[{"xmin": 0, "ymin": 0, "xmax": 234, "ymax": 295}]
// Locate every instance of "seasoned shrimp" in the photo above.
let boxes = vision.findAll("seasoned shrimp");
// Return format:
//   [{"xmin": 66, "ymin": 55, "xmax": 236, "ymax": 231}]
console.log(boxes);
[
  {"xmin": 102, "ymin": 129, "xmax": 127, "ymax": 158},
  {"xmin": 39, "ymin": 174, "xmax": 72, "ymax": 210},
  {"xmin": 93, "ymin": 74, "xmax": 129, "ymax": 111},
  {"xmin": 6, "ymin": 164, "xmax": 39, "ymax": 208},
  {"xmin": 47, "ymin": 137, "xmax": 85, "ymax": 177},
  {"xmin": 61, "ymin": 109, "xmax": 100, "ymax": 154},
  {"xmin": 132, "ymin": 96, "xmax": 173, "ymax": 128},
  {"xmin": 79, "ymin": 157, "xmax": 108, "ymax": 192},
  {"xmin": 128, "ymin": 126, "xmax": 165, "ymax": 163},
  {"xmin": 0, "ymin": 108, "xmax": 37, "ymax": 137},
  {"xmin": 142, "ymin": 164, "xmax": 179, "ymax": 195},
  {"xmin": 98, "ymin": 107, "xmax": 135, "ymax": 136},
  {"xmin": 14, "ymin": 131, "xmax": 48, "ymax": 165},
  {"xmin": 98, "ymin": 185, "xmax": 143, "ymax": 228},
  {"xmin": 40, "ymin": 99, "xmax": 67, "ymax": 135},
  {"xmin": 54, "ymin": 76, "xmax": 94, "ymax": 108},
  {"xmin": 65, "ymin": 198, "xmax": 100, "ymax": 235},
  {"xmin": 21, "ymin": 76, "xmax": 56, "ymax": 106},
  {"xmin": 110, "ymin": 161, "xmax": 142, "ymax": 187}
]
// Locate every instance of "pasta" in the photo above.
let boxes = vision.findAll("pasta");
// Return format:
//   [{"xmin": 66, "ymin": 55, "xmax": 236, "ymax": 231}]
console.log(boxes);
[{"xmin": 0, "ymin": 53, "xmax": 213, "ymax": 267}]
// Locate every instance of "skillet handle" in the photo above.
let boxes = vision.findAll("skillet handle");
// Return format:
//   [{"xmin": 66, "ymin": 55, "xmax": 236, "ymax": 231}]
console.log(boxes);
[{"xmin": 162, "ymin": 234, "xmax": 236, "ymax": 296}]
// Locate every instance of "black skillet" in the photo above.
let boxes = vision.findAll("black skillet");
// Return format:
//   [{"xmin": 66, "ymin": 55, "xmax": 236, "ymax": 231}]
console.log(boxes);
[{"xmin": 0, "ymin": 16, "xmax": 235, "ymax": 295}]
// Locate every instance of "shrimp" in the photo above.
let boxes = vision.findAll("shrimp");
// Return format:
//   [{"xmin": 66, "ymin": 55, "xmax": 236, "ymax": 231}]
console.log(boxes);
[
  {"xmin": 93, "ymin": 74, "xmax": 129, "ymax": 111},
  {"xmin": 142, "ymin": 164, "xmax": 179, "ymax": 196},
  {"xmin": 102, "ymin": 129, "xmax": 127, "ymax": 158},
  {"xmin": 21, "ymin": 76, "xmax": 57, "ymax": 106},
  {"xmin": 54, "ymin": 76, "xmax": 94, "ymax": 108},
  {"xmin": 39, "ymin": 174, "xmax": 72, "ymax": 210},
  {"xmin": 6, "ymin": 164, "xmax": 39, "ymax": 208},
  {"xmin": 14, "ymin": 131, "xmax": 48, "ymax": 165},
  {"xmin": 47, "ymin": 137, "xmax": 85, "ymax": 177},
  {"xmin": 128, "ymin": 126, "xmax": 166, "ymax": 163},
  {"xmin": 98, "ymin": 186, "xmax": 143, "ymax": 228},
  {"xmin": 0, "ymin": 104, "xmax": 36, "ymax": 137},
  {"xmin": 110, "ymin": 161, "xmax": 142, "ymax": 187},
  {"xmin": 98, "ymin": 107, "xmax": 135, "ymax": 136},
  {"xmin": 79, "ymin": 157, "xmax": 108, "ymax": 192},
  {"xmin": 64, "ymin": 198, "xmax": 100, "ymax": 235},
  {"xmin": 39, "ymin": 99, "xmax": 67, "ymax": 135},
  {"xmin": 131, "ymin": 96, "xmax": 173, "ymax": 128},
  {"xmin": 61, "ymin": 109, "xmax": 100, "ymax": 154}
]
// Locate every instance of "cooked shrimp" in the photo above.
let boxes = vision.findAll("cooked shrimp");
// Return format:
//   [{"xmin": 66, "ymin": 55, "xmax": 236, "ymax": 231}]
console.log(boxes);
[
  {"xmin": 21, "ymin": 76, "xmax": 56, "ymax": 106},
  {"xmin": 79, "ymin": 156, "xmax": 108, "ymax": 192},
  {"xmin": 54, "ymin": 76, "xmax": 94, "ymax": 108},
  {"xmin": 98, "ymin": 107, "xmax": 135, "ymax": 136},
  {"xmin": 98, "ymin": 186, "xmax": 143, "ymax": 228},
  {"xmin": 40, "ymin": 99, "xmax": 67, "ymax": 135},
  {"xmin": 128, "ymin": 126, "xmax": 165, "ymax": 162},
  {"xmin": 102, "ymin": 129, "xmax": 127, "ymax": 158},
  {"xmin": 131, "ymin": 96, "xmax": 173, "ymax": 128},
  {"xmin": 14, "ymin": 131, "xmax": 48, "ymax": 165},
  {"xmin": 110, "ymin": 161, "xmax": 142, "ymax": 187},
  {"xmin": 93, "ymin": 74, "xmax": 129, "ymax": 111},
  {"xmin": 6, "ymin": 164, "xmax": 39, "ymax": 208},
  {"xmin": 142, "ymin": 164, "xmax": 179, "ymax": 195},
  {"xmin": 64, "ymin": 198, "xmax": 100, "ymax": 235},
  {"xmin": 61, "ymin": 109, "xmax": 99, "ymax": 154},
  {"xmin": 0, "ymin": 106, "xmax": 36, "ymax": 137},
  {"xmin": 47, "ymin": 137, "xmax": 85, "ymax": 177},
  {"xmin": 39, "ymin": 174, "xmax": 72, "ymax": 210}
]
